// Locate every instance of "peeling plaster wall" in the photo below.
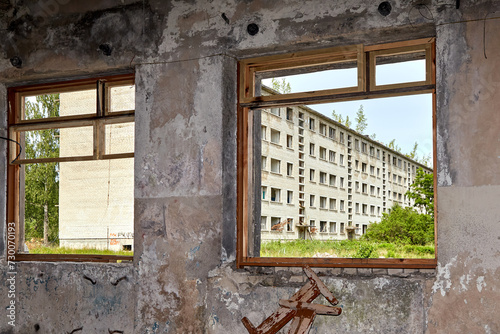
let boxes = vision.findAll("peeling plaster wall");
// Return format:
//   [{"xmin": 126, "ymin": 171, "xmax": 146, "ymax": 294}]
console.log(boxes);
[
  {"xmin": 0, "ymin": 0, "xmax": 500, "ymax": 333},
  {"xmin": 428, "ymin": 14, "xmax": 500, "ymax": 333}
]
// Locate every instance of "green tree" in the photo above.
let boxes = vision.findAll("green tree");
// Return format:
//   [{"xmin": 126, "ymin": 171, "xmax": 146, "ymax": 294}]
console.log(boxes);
[
  {"xmin": 24, "ymin": 94, "xmax": 60, "ymax": 244},
  {"xmin": 387, "ymin": 139, "xmax": 402, "ymax": 153},
  {"xmin": 406, "ymin": 168, "xmax": 434, "ymax": 217},
  {"xmin": 344, "ymin": 115, "xmax": 351, "ymax": 128},
  {"xmin": 271, "ymin": 78, "xmax": 291, "ymax": 94},
  {"xmin": 418, "ymin": 153, "xmax": 432, "ymax": 168},
  {"xmin": 355, "ymin": 105, "xmax": 367, "ymax": 133},
  {"xmin": 331, "ymin": 110, "xmax": 344, "ymax": 124},
  {"xmin": 407, "ymin": 142, "xmax": 418, "ymax": 160},
  {"xmin": 363, "ymin": 204, "xmax": 434, "ymax": 245}
]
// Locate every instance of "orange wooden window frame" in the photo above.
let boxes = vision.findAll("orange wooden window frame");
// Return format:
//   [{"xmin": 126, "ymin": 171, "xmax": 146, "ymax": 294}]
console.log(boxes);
[
  {"xmin": 237, "ymin": 39, "xmax": 437, "ymax": 269},
  {"xmin": 6, "ymin": 73, "xmax": 135, "ymax": 263}
]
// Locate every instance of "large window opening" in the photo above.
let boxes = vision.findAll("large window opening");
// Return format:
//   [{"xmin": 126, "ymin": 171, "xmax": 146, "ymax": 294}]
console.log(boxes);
[
  {"xmin": 238, "ymin": 39, "xmax": 436, "ymax": 268},
  {"xmin": 7, "ymin": 74, "xmax": 135, "ymax": 261}
]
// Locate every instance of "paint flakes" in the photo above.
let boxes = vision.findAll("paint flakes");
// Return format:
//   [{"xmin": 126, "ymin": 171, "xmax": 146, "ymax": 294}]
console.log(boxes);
[
  {"xmin": 459, "ymin": 274, "xmax": 471, "ymax": 292},
  {"xmin": 432, "ymin": 257, "xmax": 457, "ymax": 297},
  {"xmin": 476, "ymin": 276, "xmax": 486, "ymax": 292}
]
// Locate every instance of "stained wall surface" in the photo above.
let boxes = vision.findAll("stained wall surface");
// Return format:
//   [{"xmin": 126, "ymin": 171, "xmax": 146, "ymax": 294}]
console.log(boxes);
[{"xmin": 0, "ymin": 1, "xmax": 499, "ymax": 333}]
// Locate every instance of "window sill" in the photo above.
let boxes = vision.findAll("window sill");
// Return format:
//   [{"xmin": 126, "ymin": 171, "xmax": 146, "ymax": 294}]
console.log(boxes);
[{"xmin": 12, "ymin": 253, "xmax": 133, "ymax": 263}]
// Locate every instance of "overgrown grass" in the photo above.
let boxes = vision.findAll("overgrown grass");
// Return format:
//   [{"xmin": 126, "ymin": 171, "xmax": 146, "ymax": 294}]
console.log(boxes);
[
  {"xmin": 28, "ymin": 245, "xmax": 133, "ymax": 257},
  {"xmin": 260, "ymin": 239, "xmax": 434, "ymax": 258}
]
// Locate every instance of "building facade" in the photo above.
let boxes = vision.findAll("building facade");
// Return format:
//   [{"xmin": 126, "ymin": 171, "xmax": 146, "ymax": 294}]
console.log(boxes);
[
  {"xmin": 58, "ymin": 87, "xmax": 135, "ymax": 251},
  {"xmin": 260, "ymin": 87, "xmax": 431, "ymax": 242}
]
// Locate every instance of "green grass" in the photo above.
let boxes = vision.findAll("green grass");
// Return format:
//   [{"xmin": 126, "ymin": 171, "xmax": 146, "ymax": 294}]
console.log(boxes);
[
  {"xmin": 29, "ymin": 245, "xmax": 133, "ymax": 257},
  {"xmin": 260, "ymin": 239, "xmax": 434, "ymax": 258}
]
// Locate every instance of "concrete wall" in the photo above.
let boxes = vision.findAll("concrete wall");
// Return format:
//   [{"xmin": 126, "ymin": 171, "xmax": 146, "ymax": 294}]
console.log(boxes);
[{"xmin": 0, "ymin": 0, "xmax": 499, "ymax": 333}]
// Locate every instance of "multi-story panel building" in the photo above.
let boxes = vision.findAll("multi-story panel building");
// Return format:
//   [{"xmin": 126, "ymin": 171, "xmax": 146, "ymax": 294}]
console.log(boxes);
[{"xmin": 260, "ymin": 87, "xmax": 432, "ymax": 242}]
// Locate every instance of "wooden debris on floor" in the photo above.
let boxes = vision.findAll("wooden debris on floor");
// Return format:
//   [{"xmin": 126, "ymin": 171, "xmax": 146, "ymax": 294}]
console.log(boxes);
[{"xmin": 241, "ymin": 266, "xmax": 342, "ymax": 334}]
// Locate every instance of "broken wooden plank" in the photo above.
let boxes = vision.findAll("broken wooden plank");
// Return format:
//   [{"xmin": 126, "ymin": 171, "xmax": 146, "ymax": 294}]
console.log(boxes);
[
  {"xmin": 278, "ymin": 300, "xmax": 342, "ymax": 316},
  {"xmin": 303, "ymin": 266, "xmax": 338, "ymax": 305},
  {"xmin": 287, "ymin": 308, "xmax": 316, "ymax": 334}
]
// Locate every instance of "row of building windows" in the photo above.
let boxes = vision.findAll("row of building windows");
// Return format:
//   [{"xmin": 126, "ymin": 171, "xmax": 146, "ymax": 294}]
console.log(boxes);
[
  {"xmin": 261, "ymin": 216, "xmax": 349, "ymax": 234},
  {"xmin": 263, "ymin": 109, "xmax": 424, "ymax": 181},
  {"xmin": 354, "ymin": 203, "xmax": 382, "ymax": 216},
  {"xmin": 262, "ymin": 109, "xmax": 347, "ymax": 144},
  {"xmin": 262, "ymin": 186, "xmax": 347, "ymax": 210}
]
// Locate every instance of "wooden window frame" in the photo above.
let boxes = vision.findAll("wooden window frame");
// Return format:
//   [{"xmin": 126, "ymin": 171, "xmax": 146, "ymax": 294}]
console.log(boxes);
[
  {"xmin": 237, "ymin": 38, "xmax": 437, "ymax": 269},
  {"xmin": 6, "ymin": 73, "xmax": 135, "ymax": 263}
]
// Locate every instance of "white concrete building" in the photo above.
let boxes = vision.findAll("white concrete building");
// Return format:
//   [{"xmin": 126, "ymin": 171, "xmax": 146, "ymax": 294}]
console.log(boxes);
[
  {"xmin": 58, "ymin": 87, "xmax": 135, "ymax": 251},
  {"xmin": 260, "ymin": 87, "xmax": 431, "ymax": 242}
]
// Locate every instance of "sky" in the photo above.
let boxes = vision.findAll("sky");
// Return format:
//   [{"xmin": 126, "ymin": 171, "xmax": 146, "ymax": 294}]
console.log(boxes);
[{"xmin": 262, "ymin": 59, "xmax": 433, "ymax": 164}]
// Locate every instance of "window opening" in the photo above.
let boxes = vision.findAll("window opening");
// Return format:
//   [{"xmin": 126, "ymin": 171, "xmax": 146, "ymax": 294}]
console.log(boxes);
[
  {"xmin": 238, "ymin": 39, "xmax": 436, "ymax": 268},
  {"xmin": 7, "ymin": 74, "xmax": 135, "ymax": 262}
]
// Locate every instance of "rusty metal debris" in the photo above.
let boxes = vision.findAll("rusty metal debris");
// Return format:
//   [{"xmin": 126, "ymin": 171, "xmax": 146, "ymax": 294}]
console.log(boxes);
[{"xmin": 242, "ymin": 266, "xmax": 342, "ymax": 334}]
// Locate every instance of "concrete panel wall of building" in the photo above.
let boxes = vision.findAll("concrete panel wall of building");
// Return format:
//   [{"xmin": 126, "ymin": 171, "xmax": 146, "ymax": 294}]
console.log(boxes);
[
  {"xmin": 261, "ymin": 97, "xmax": 430, "ymax": 243},
  {"xmin": 59, "ymin": 90, "xmax": 134, "ymax": 251}
]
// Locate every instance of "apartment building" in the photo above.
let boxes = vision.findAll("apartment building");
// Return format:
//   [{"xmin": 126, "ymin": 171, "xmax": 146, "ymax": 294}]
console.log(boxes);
[
  {"xmin": 260, "ymin": 87, "xmax": 432, "ymax": 242},
  {"xmin": 58, "ymin": 86, "xmax": 135, "ymax": 251}
]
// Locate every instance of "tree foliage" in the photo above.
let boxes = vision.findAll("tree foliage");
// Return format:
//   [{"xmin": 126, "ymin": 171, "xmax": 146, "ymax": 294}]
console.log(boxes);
[
  {"xmin": 355, "ymin": 105, "xmax": 367, "ymax": 134},
  {"xmin": 387, "ymin": 139, "xmax": 402, "ymax": 153},
  {"xmin": 406, "ymin": 142, "xmax": 418, "ymax": 159},
  {"xmin": 406, "ymin": 168, "xmax": 434, "ymax": 217},
  {"xmin": 363, "ymin": 204, "xmax": 434, "ymax": 245},
  {"xmin": 344, "ymin": 115, "xmax": 351, "ymax": 128},
  {"xmin": 387, "ymin": 139, "xmax": 432, "ymax": 167},
  {"xmin": 271, "ymin": 78, "xmax": 291, "ymax": 94},
  {"xmin": 332, "ymin": 106, "xmax": 362, "ymax": 131},
  {"xmin": 331, "ymin": 110, "xmax": 344, "ymax": 124},
  {"xmin": 24, "ymin": 94, "xmax": 60, "ymax": 244}
]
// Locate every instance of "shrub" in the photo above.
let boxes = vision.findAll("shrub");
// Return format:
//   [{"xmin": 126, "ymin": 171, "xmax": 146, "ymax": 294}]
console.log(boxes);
[
  {"xmin": 363, "ymin": 204, "xmax": 434, "ymax": 245},
  {"xmin": 355, "ymin": 242, "xmax": 375, "ymax": 258}
]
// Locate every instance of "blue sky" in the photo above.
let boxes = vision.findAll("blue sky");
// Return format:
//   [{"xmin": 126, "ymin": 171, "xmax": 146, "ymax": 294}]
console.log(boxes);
[{"xmin": 262, "ymin": 59, "xmax": 433, "ymax": 164}]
